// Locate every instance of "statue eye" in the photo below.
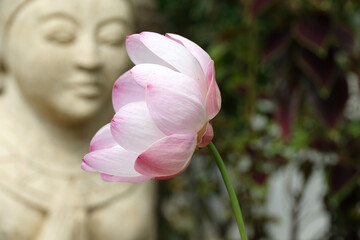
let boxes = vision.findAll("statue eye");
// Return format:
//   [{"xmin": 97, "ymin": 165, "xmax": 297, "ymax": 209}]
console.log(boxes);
[
  {"xmin": 97, "ymin": 23, "xmax": 126, "ymax": 47},
  {"xmin": 40, "ymin": 18, "xmax": 77, "ymax": 45},
  {"xmin": 44, "ymin": 30, "xmax": 75, "ymax": 44}
]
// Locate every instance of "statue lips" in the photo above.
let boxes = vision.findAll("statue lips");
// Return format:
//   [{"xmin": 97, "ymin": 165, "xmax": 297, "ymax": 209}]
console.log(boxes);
[{"xmin": 68, "ymin": 78, "xmax": 104, "ymax": 98}]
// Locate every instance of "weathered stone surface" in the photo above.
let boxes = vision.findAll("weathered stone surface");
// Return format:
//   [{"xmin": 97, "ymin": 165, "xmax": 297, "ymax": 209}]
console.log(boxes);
[{"xmin": 0, "ymin": 0, "xmax": 157, "ymax": 239}]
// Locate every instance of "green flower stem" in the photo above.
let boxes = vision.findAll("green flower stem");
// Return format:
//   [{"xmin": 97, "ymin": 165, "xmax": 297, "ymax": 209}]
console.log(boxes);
[{"xmin": 207, "ymin": 142, "xmax": 248, "ymax": 240}]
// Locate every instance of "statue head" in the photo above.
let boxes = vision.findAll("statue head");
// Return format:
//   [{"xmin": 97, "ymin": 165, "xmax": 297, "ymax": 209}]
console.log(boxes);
[{"xmin": 0, "ymin": 0, "xmax": 159, "ymax": 125}]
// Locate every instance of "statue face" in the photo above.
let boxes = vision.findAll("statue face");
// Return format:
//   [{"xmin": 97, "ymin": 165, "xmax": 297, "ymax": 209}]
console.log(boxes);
[{"xmin": 5, "ymin": 0, "xmax": 134, "ymax": 124}]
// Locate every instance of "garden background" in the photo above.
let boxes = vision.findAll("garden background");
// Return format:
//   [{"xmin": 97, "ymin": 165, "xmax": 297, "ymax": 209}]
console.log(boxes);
[{"xmin": 155, "ymin": 0, "xmax": 360, "ymax": 239}]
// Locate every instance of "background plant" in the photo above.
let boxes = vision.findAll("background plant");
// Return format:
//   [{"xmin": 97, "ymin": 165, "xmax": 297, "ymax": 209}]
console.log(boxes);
[{"xmin": 157, "ymin": 0, "xmax": 360, "ymax": 239}]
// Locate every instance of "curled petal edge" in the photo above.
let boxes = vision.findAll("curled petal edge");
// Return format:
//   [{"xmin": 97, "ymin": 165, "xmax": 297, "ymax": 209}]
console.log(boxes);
[
  {"xmin": 205, "ymin": 61, "xmax": 221, "ymax": 120},
  {"xmin": 197, "ymin": 123, "xmax": 214, "ymax": 148},
  {"xmin": 135, "ymin": 133, "xmax": 197, "ymax": 178},
  {"xmin": 165, "ymin": 33, "xmax": 211, "ymax": 75},
  {"xmin": 100, "ymin": 173, "xmax": 152, "ymax": 183}
]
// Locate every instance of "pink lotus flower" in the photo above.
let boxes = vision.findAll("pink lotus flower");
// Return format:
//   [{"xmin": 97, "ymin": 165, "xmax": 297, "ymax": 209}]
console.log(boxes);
[{"xmin": 82, "ymin": 32, "xmax": 221, "ymax": 182}]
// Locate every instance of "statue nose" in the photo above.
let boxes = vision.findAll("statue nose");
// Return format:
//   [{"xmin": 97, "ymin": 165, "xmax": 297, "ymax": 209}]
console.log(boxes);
[{"xmin": 74, "ymin": 38, "xmax": 102, "ymax": 71}]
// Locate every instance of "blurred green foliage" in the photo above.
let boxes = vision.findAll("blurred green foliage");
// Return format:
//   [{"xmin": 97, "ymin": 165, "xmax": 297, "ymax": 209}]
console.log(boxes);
[{"xmin": 157, "ymin": 0, "xmax": 360, "ymax": 239}]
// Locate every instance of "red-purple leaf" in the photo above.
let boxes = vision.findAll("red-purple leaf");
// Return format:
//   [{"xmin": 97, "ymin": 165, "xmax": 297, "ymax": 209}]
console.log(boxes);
[
  {"xmin": 252, "ymin": 171, "xmax": 268, "ymax": 185},
  {"xmin": 310, "ymin": 75, "xmax": 349, "ymax": 127},
  {"xmin": 297, "ymin": 49, "xmax": 335, "ymax": 90},
  {"xmin": 295, "ymin": 12, "xmax": 332, "ymax": 51},
  {"xmin": 334, "ymin": 24, "xmax": 354, "ymax": 53},
  {"xmin": 310, "ymin": 138, "xmax": 337, "ymax": 152},
  {"xmin": 275, "ymin": 78, "xmax": 301, "ymax": 140},
  {"xmin": 330, "ymin": 162, "xmax": 357, "ymax": 193},
  {"xmin": 263, "ymin": 29, "xmax": 290, "ymax": 60},
  {"xmin": 250, "ymin": 0, "xmax": 274, "ymax": 16}
]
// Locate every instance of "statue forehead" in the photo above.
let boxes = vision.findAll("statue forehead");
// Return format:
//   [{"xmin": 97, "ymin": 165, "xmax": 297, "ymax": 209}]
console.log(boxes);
[
  {"xmin": 0, "ymin": 0, "xmax": 136, "ymax": 75},
  {"xmin": 1, "ymin": 0, "xmax": 134, "ymax": 27},
  {"xmin": 0, "ymin": 0, "xmax": 157, "ymax": 40},
  {"xmin": 0, "ymin": 0, "xmax": 134, "ymax": 48},
  {"xmin": 5, "ymin": 0, "xmax": 134, "ymax": 21}
]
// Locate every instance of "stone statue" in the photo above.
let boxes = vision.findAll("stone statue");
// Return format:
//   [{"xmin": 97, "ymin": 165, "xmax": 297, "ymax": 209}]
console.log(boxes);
[{"xmin": 0, "ymin": 0, "xmax": 158, "ymax": 239}]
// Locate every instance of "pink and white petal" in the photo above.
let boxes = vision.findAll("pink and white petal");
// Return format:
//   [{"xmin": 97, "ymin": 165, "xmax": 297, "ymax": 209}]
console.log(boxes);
[
  {"xmin": 126, "ymin": 34, "xmax": 176, "ymax": 70},
  {"xmin": 129, "ymin": 64, "xmax": 151, "ymax": 88},
  {"xmin": 81, "ymin": 161, "xmax": 96, "ymax": 172},
  {"xmin": 135, "ymin": 133, "xmax": 197, "ymax": 177},
  {"xmin": 132, "ymin": 64, "xmax": 206, "ymax": 135},
  {"xmin": 130, "ymin": 63, "xmax": 175, "ymax": 89},
  {"xmin": 154, "ymin": 168, "xmax": 187, "ymax": 180},
  {"xmin": 166, "ymin": 33, "xmax": 211, "ymax": 74},
  {"xmin": 197, "ymin": 123, "xmax": 214, "ymax": 148},
  {"xmin": 205, "ymin": 61, "xmax": 221, "ymax": 119},
  {"xmin": 138, "ymin": 32, "xmax": 205, "ymax": 89},
  {"xmin": 111, "ymin": 101, "xmax": 165, "ymax": 153},
  {"xmin": 82, "ymin": 147, "xmax": 144, "ymax": 178},
  {"xmin": 147, "ymin": 82, "xmax": 206, "ymax": 135},
  {"xmin": 112, "ymin": 71, "xmax": 145, "ymax": 112},
  {"xmin": 90, "ymin": 123, "xmax": 117, "ymax": 152},
  {"xmin": 100, "ymin": 173, "xmax": 151, "ymax": 183}
]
